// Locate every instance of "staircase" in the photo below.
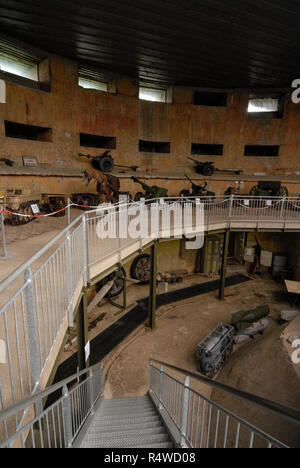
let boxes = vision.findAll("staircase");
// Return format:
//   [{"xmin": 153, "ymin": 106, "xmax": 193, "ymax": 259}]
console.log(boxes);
[{"xmin": 78, "ymin": 396, "xmax": 173, "ymax": 448}]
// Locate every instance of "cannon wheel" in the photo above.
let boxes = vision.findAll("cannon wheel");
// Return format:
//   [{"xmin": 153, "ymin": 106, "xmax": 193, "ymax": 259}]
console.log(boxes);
[
  {"xmin": 130, "ymin": 254, "xmax": 151, "ymax": 284},
  {"xmin": 9, "ymin": 202, "xmax": 36, "ymax": 225},
  {"xmin": 99, "ymin": 155, "xmax": 114, "ymax": 172},
  {"xmin": 276, "ymin": 186, "xmax": 288, "ymax": 198},
  {"xmin": 134, "ymin": 192, "xmax": 144, "ymax": 202},
  {"xmin": 96, "ymin": 267, "xmax": 126, "ymax": 298},
  {"xmin": 203, "ymin": 164, "xmax": 215, "ymax": 176},
  {"xmin": 179, "ymin": 189, "xmax": 190, "ymax": 197},
  {"xmin": 249, "ymin": 185, "xmax": 259, "ymax": 196}
]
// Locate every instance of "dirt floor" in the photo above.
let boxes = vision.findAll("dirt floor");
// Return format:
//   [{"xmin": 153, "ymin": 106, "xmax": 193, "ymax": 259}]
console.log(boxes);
[{"xmin": 68, "ymin": 267, "xmax": 300, "ymax": 447}]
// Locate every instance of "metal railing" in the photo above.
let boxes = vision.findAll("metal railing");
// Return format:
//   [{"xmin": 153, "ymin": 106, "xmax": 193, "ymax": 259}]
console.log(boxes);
[
  {"xmin": 149, "ymin": 359, "xmax": 300, "ymax": 448},
  {"xmin": 0, "ymin": 362, "xmax": 103, "ymax": 448},
  {"xmin": 1, "ymin": 357, "xmax": 300, "ymax": 448},
  {"xmin": 0, "ymin": 196, "xmax": 300, "ymax": 426}
]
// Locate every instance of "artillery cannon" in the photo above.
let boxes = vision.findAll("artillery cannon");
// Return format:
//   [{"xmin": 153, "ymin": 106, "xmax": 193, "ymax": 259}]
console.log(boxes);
[
  {"xmin": 79, "ymin": 151, "xmax": 138, "ymax": 173},
  {"xmin": 4, "ymin": 189, "xmax": 40, "ymax": 225},
  {"xmin": 179, "ymin": 174, "xmax": 215, "ymax": 200},
  {"xmin": 249, "ymin": 181, "xmax": 288, "ymax": 198},
  {"xmin": 188, "ymin": 157, "xmax": 242, "ymax": 176},
  {"xmin": 131, "ymin": 176, "xmax": 168, "ymax": 201}
]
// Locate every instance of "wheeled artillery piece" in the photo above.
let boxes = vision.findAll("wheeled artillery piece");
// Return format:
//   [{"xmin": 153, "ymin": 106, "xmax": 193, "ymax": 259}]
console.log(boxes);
[
  {"xmin": 188, "ymin": 157, "xmax": 242, "ymax": 177},
  {"xmin": 79, "ymin": 151, "xmax": 138, "ymax": 173},
  {"xmin": 131, "ymin": 176, "xmax": 168, "ymax": 201},
  {"xmin": 249, "ymin": 181, "xmax": 288, "ymax": 198},
  {"xmin": 179, "ymin": 174, "xmax": 215, "ymax": 201}
]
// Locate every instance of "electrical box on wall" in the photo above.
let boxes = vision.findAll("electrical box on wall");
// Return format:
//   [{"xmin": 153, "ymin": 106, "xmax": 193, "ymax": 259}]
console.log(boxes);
[
  {"xmin": 244, "ymin": 247, "xmax": 255, "ymax": 263},
  {"xmin": 261, "ymin": 250, "xmax": 273, "ymax": 267}
]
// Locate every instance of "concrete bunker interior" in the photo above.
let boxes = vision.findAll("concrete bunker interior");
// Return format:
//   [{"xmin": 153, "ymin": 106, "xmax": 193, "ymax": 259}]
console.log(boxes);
[{"xmin": 0, "ymin": 2, "xmax": 300, "ymax": 449}]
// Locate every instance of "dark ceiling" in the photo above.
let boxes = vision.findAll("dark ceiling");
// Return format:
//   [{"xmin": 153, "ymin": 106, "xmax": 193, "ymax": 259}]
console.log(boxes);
[{"xmin": 0, "ymin": 0, "xmax": 300, "ymax": 89}]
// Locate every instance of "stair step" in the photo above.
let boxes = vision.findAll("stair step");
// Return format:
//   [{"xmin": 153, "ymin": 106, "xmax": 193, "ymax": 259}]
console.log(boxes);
[
  {"xmin": 90, "ymin": 419, "xmax": 163, "ymax": 433},
  {"xmin": 85, "ymin": 425, "xmax": 166, "ymax": 442},
  {"xmin": 99, "ymin": 405, "xmax": 155, "ymax": 415},
  {"xmin": 97, "ymin": 408, "xmax": 156, "ymax": 418},
  {"xmin": 80, "ymin": 433, "xmax": 170, "ymax": 448},
  {"xmin": 92, "ymin": 414, "xmax": 161, "ymax": 426},
  {"xmin": 133, "ymin": 442, "xmax": 174, "ymax": 448},
  {"xmin": 102, "ymin": 397, "xmax": 150, "ymax": 405}
]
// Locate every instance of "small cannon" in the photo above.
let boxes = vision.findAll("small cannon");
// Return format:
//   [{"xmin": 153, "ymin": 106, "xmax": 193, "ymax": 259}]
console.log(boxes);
[
  {"xmin": 179, "ymin": 174, "xmax": 215, "ymax": 200},
  {"xmin": 131, "ymin": 176, "xmax": 168, "ymax": 201},
  {"xmin": 188, "ymin": 157, "xmax": 242, "ymax": 176},
  {"xmin": 249, "ymin": 181, "xmax": 288, "ymax": 198},
  {"xmin": 79, "ymin": 151, "xmax": 138, "ymax": 173}
]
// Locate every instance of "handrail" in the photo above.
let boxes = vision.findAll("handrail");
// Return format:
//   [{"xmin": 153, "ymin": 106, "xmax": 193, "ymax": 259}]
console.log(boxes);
[
  {"xmin": 0, "ymin": 215, "xmax": 83, "ymax": 294},
  {"xmin": 150, "ymin": 358, "xmax": 300, "ymax": 426},
  {"xmin": 0, "ymin": 362, "xmax": 102, "ymax": 423},
  {"xmin": 1, "ymin": 194, "xmax": 300, "ymax": 416}
]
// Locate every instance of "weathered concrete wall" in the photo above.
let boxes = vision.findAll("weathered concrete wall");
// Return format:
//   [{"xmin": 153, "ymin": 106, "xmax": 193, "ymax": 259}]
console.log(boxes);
[{"xmin": 0, "ymin": 54, "xmax": 299, "ymax": 199}]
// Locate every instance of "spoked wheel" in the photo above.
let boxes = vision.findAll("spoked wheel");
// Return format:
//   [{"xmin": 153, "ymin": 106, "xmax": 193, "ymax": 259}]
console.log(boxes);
[
  {"xmin": 134, "ymin": 192, "xmax": 144, "ymax": 202},
  {"xmin": 130, "ymin": 254, "xmax": 151, "ymax": 284},
  {"xmin": 9, "ymin": 203, "xmax": 35, "ymax": 225},
  {"xmin": 96, "ymin": 267, "xmax": 126, "ymax": 298},
  {"xmin": 249, "ymin": 185, "xmax": 259, "ymax": 197},
  {"xmin": 276, "ymin": 186, "xmax": 288, "ymax": 198}
]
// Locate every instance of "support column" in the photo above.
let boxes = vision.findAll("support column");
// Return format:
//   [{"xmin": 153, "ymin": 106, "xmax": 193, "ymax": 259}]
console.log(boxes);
[
  {"xmin": 219, "ymin": 230, "xmax": 230, "ymax": 301},
  {"xmin": 148, "ymin": 242, "xmax": 158, "ymax": 330},
  {"xmin": 77, "ymin": 288, "xmax": 90, "ymax": 374}
]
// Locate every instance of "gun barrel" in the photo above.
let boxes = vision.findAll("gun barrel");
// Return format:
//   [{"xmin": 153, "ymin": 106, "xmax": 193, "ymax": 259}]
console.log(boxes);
[{"xmin": 187, "ymin": 156, "xmax": 199, "ymax": 163}]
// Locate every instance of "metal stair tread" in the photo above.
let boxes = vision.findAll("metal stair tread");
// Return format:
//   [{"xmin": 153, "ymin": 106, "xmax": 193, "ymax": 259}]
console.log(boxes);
[
  {"xmin": 96, "ymin": 409, "xmax": 157, "ymax": 418},
  {"xmin": 89, "ymin": 420, "xmax": 163, "ymax": 433},
  {"xmin": 79, "ymin": 433, "xmax": 170, "ymax": 448},
  {"xmin": 84, "ymin": 426, "xmax": 166, "ymax": 441}
]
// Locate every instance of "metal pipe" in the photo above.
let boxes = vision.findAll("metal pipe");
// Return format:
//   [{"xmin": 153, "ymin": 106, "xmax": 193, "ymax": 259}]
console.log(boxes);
[{"xmin": 1, "ymin": 212, "xmax": 7, "ymax": 258}]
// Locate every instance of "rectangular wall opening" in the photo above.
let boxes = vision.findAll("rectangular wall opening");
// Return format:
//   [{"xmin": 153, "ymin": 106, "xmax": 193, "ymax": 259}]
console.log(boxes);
[
  {"xmin": 139, "ymin": 140, "xmax": 171, "ymax": 153},
  {"xmin": 194, "ymin": 91, "xmax": 227, "ymax": 106},
  {"xmin": 244, "ymin": 145, "xmax": 280, "ymax": 157},
  {"xmin": 80, "ymin": 133, "xmax": 116, "ymax": 149},
  {"xmin": 191, "ymin": 143, "xmax": 223, "ymax": 155},
  {"xmin": 4, "ymin": 121, "xmax": 52, "ymax": 142},
  {"xmin": 247, "ymin": 94, "xmax": 284, "ymax": 119}
]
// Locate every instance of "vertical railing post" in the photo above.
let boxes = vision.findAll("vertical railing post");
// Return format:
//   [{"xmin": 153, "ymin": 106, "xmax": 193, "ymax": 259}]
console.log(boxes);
[
  {"xmin": 280, "ymin": 197, "xmax": 285, "ymax": 220},
  {"xmin": 99, "ymin": 362, "xmax": 103, "ymax": 396},
  {"xmin": 180, "ymin": 376, "xmax": 190, "ymax": 447},
  {"xmin": 83, "ymin": 213, "xmax": 90, "ymax": 284},
  {"xmin": 67, "ymin": 198, "xmax": 71, "ymax": 226},
  {"xmin": 228, "ymin": 194, "xmax": 234, "ymax": 229},
  {"xmin": 89, "ymin": 368, "xmax": 95, "ymax": 415},
  {"xmin": 149, "ymin": 359, "xmax": 153, "ymax": 392},
  {"xmin": 65, "ymin": 232, "xmax": 74, "ymax": 328},
  {"xmin": 1, "ymin": 212, "xmax": 7, "ymax": 258},
  {"xmin": 159, "ymin": 365, "xmax": 164, "ymax": 409},
  {"xmin": 82, "ymin": 215, "xmax": 88, "ymax": 287},
  {"xmin": 207, "ymin": 197, "xmax": 211, "ymax": 231},
  {"xmin": 62, "ymin": 384, "xmax": 73, "ymax": 448},
  {"xmin": 24, "ymin": 267, "xmax": 40, "ymax": 393}
]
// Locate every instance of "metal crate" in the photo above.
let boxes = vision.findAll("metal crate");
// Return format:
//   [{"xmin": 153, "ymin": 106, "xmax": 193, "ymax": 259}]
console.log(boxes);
[{"xmin": 197, "ymin": 322, "xmax": 235, "ymax": 378}]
